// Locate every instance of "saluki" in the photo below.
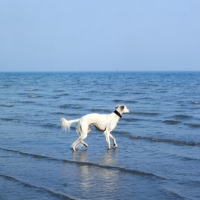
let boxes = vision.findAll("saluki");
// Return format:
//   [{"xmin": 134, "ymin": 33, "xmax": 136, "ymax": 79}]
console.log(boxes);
[{"xmin": 60, "ymin": 105, "xmax": 130, "ymax": 151}]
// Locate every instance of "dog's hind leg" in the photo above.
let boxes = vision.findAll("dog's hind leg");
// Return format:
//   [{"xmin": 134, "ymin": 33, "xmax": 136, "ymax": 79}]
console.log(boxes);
[
  {"xmin": 81, "ymin": 141, "xmax": 88, "ymax": 147},
  {"xmin": 81, "ymin": 125, "xmax": 91, "ymax": 147},
  {"xmin": 71, "ymin": 137, "xmax": 82, "ymax": 151},
  {"xmin": 71, "ymin": 123, "xmax": 88, "ymax": 151},
  {"xmin": 71, "ymin": 135, "xmax": 88, "ymax": 151},
  {"xmin": 109, "ymin": 133, "xmax": 118, "ymax": 148}
]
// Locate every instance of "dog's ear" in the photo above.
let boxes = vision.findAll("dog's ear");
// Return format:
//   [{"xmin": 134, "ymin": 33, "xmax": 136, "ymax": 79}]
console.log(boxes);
[
  {"xmin": 120, "ymin": 105, "xmax": 125, "ymax": 110},
  {"xmin": 115, "ymin": 105, "xmax": 119, "ymax": 109}
]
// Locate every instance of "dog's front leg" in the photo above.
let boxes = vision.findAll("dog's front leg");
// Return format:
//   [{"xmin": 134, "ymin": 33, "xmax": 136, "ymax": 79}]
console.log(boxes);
[
  {"xmin": 109, "ymin": 133, "xmax": 118, "ymax": 148},
  {"xmin": 104, "ymin": 131, "xmax": 111, "ymax": 149}
]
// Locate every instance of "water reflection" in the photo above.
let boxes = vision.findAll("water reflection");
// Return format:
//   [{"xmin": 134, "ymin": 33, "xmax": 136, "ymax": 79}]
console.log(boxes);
[
  {"xmin": 65, "ymin": 149, "xmax": 120, "ymax": 196},
  {"xmin": 101, "ymin": 149, "xmax": 118, "ymax": 166}
]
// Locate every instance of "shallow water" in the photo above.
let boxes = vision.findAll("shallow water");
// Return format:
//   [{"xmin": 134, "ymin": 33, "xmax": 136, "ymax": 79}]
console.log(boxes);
[{"xmin": 0, "ymin": 72, "xmax": 200, "ymax": 199}]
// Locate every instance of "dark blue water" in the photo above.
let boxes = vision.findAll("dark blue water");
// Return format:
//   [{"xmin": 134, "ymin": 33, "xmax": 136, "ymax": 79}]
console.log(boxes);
[{"xmin": 0, "ymin": 72, "xmax": 200, "ymax": 200}]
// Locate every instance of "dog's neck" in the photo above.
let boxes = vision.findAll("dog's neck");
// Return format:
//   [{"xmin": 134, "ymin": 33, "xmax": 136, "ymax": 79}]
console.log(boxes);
[{"xmin": 114, "ymin": 110, "xmax": 122, "ymax": 118}]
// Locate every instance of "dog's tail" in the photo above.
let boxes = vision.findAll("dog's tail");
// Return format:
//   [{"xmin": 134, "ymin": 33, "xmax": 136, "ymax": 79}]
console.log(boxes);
[{"xmin": 60, "ymin": 117, "xmax": 80, "ymax": 131}]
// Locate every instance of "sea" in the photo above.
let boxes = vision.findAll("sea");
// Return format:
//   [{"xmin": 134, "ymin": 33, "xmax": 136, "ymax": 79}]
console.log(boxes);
[{"xmin": 0, "ymin": 72, "xmax": 200, "ymax": 200}]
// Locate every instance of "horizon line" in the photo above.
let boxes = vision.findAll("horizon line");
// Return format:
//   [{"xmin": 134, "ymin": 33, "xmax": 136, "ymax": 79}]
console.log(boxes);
[{"xmin": 0, "ymin": 70, "xmax": 200, "ymax": 73}]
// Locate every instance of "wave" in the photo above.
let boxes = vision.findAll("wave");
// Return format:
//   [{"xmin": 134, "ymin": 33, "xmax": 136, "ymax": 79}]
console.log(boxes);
[
  {"xmin": 53, "ymin": 111, "xmax": 65, "ymax": 115},
  {"xmin": 53, "ymin": 89, "xmax": 65, "ymax": 92},
  {"xmin": 118, "ymin": 131, "xmax": 200, "ymax": 147},
  {"xmin": 0, "ymin": 104, "xmax": 14, "ymax": 107},
  {"xmin": 133, "ymin": 92, "xmax": 145, "ymax": 95},
  {"xmin": 85, "ymin": 90, "xmax": 97, "ymax": 94},
  {"xmin": 157, "ymin": 90, "xmax": 167, "ymax": 93},
  {"xmin": 140, "ymin": 97, "xmax": 155, "ymax": 100},
  {"xmin": 174, "ymin": 114, "xmax": 192, "ymax": 119},
  {"xmin": 113, "ymin": 100, "xmax": 137, "ymax": 104},
  {"xmin": 3, "ymin": 84, "xmax": 11, "ymax": 87},
  {"xmin": 18, "ymin": 100, "xmax": 35, "ymax": 104},
  {"xmin": 57, "ymin": 93, "xmax": 69, "ymax": 97},
  {"xmin": 0, "ymin": 147, "xmax": 164, "ymax": 180},
  {"xmin": 27, "ymin": 88, "xmax": 38, "ymax": 91},
  {"xmin": 0, "ymin": 174, "xmax": 77, "ymax": 200},
  {"xmin": 60, "ymin": 104, "xmax": 83, "ymax": 109},
  {"xmin": 41, "ymin": 123, "xmax": 59, "ymax": 129},
  {"xmin": 0, "ymin": 118, "xmax": 14, "ymax": 121},
  {"xmin": 163, "ymin": 120, "xmax": 180, "ymax": 125},
  {"xmin": 18, "ymin": 92, "xmax": 28, "ymax": 96},
  {"xmin": 181, "ymin": 156, "xmax": 200, "ymax": 161},
  {"xmin": 28, "ymin": 95, "xmax": 43, "ymax": 99},
  {"xmin": 113, "ymin": 99, "xmax": 122, "ymax": 103},
  {"xmin": 132, "ymin": 112, "xmax": 159, "ymax": 116},
  {"xmin": 90, "ymin": 108, "xmax": 111, "ymax": 113},
  {"xmin": 123, "ymin": 118, "xmax": 141, "ymax": 122},
  {"xmin": 185, "ymin": 123, "xmax": 200, "ymax": 128},
  {"xmin": 78, "ymin": 97, "xmax": 91, "ymax": 100},
  {"xmin": 163, "ymin": 119, "xmax": 200, "ymax": 128},
  {"xmin": 52, "ymin": 96, "xmax": 60, "ymax": 99},
  {"xmin": 125, "ymin": 100, "xmax": 138, "ymax": 103},
  {"xmin": 165, "ymin": 189, "xmax": 187, "ymax": 200},
  {"xmin": 191, "ymin": 101, "xmax": 200, "ymax": 105}
]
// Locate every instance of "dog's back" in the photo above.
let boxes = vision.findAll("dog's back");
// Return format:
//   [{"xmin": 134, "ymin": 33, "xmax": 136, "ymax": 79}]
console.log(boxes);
[
  {"xmin": 79, "ymin": 113, "xmax": 107, "ymax": 123},
  {"xmin": 78, "ymin": 113, "xmax": 108, "ymax": 132}
]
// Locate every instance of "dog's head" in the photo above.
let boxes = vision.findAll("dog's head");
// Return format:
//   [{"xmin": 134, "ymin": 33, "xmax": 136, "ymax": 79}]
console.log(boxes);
[{"xmin": 115, "ymin": 105, "xmax": 130, "ymax": 114}]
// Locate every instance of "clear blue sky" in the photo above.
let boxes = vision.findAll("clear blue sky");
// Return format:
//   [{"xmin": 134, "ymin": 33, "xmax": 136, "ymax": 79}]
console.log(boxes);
[{"xmin": 0, "ymin": 0, "xmax": 200, "ymax": 71}]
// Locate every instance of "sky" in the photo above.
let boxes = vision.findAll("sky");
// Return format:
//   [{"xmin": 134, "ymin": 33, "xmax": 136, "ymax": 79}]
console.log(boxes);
[{"xmin": 0, "ymin": 0, "xmax": 200, "ymax": 72}]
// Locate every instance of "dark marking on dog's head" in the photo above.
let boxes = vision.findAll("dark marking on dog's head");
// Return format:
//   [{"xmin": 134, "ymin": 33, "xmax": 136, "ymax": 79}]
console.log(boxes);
[
  {"xmin": 120, "ymin": 105, "xmax": 125, "ymax": 111},
  {"xmin": 115, "ymin": 105, "xmax": 124, "ymax": 111}
]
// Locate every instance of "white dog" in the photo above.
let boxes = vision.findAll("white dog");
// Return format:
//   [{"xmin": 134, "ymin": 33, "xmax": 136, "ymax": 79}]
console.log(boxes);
[{"xmin": 60, "ymin": 105, "xmax": 130, "ymax": 151}]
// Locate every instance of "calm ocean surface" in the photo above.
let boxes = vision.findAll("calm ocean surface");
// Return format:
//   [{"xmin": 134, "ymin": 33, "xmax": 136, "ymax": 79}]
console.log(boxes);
[{"xmin": 0, "ymin": 72, "xmax": 200, "ymax": 200}]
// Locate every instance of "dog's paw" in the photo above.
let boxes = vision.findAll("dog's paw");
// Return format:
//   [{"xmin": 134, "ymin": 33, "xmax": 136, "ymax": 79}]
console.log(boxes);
[
  {"xmin": 114, "ymin": 144, "xmax": 118, "ymax": 148},
  {"xmin": 71, "ymin": 147, "xmax": 76, "ymax": 151},
  {"xmin": 83, "ymin": 143, "xmax": 88, "ymax": 147}
]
